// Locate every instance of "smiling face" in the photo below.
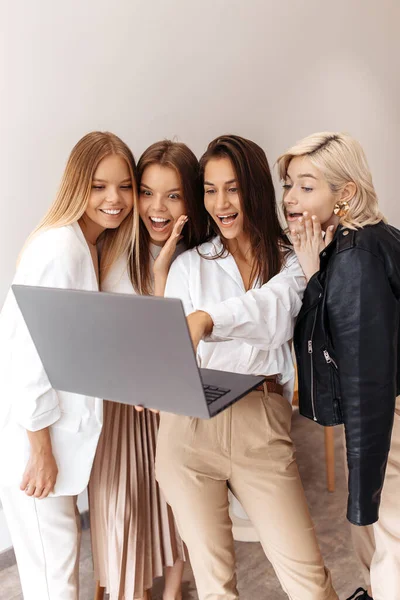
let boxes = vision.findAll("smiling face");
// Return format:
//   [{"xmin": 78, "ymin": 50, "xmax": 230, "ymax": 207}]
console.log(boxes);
[
  {"xmin": 138, "ymin": 164, "xmax": 186, "ymax": 246},
  {"xmin": 203, "ymin": 157, "xmax": 245, "ymax": 241},
  {"xmin": 283, "ymin": 156, "xmax": 340, "ymax": 229},
  {"xmin": 82, "ymin": 154, "xmax": 134, "ymax": 243}
]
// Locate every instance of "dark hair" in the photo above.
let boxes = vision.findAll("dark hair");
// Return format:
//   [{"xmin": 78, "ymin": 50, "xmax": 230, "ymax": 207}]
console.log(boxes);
[
  {"xmin": 199, "ymin": 134, "xmax": 289, "ymax": 285},
  {"xmin": 129, "ymin": 140, "xmax": 210, "ymax": 294}
]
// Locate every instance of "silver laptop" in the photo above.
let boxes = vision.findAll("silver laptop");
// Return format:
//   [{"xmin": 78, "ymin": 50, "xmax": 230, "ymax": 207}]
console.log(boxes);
[{"xmin": 12, "ymin": 285, "xmax": 265, "ymax": 419}]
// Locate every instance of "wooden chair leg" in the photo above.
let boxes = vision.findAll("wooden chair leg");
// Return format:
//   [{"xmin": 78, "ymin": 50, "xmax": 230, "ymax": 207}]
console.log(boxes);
[
  {"xmin": 94, "ymin": 581, "xmax": 105, "ymax": 600},
  {"xmin": 324, "ymin": 426, "xmax": 335, "ymax": 492}
]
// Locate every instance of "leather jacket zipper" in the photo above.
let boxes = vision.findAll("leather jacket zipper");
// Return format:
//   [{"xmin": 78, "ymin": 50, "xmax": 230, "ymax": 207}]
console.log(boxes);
[
  {"xmin": 308, "ymin": 309, "xmax": 319, "ymax": 421},
  {"xmin": 323, "ymin": 348, "xmax": 342, "ymax": 422},
  {"xmin": 323, "ymin": 349, "xmax": 338, "ymax": 369}
]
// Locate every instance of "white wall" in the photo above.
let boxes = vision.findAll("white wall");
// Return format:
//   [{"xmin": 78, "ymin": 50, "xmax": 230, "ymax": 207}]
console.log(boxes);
[
  {"xmin": 1, "ymin": 0, "xmax": 400, "ymax": 305},
  {"xmin": 1, "ymin": 0, "xmax": 399, "ymax": 550}
]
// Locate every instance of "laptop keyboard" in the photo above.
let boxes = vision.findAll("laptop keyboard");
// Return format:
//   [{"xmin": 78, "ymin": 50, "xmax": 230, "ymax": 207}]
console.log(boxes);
[{"xmin": 203, "ymin": 384, "xmax": 230, "ymax": 405}]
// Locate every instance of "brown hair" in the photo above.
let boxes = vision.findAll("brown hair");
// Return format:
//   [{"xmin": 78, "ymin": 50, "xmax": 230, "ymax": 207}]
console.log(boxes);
[
  {"xmin": 129, "ymin": 140, "xmax": 210, "ymax": 294},
  {"xmin": 199, "ymin": 135, "xmax": 289, "ymax": 285},
  {"xmin": 20, "ymin": 131, "xmax": 139, "ymax": 284}
]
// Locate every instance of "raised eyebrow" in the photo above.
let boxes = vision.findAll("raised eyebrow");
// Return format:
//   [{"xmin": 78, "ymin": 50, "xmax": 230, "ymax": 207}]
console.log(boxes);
[
  {"xmin": 204, "ymin": 179, "xmax": 237, "ymax": 186},
  {"xmin": 298, "ymin": 173, "xmax": 318, "ymax": 180},
  {"xmin": 93, "ymin": 178, "xmax": 132, "ymax": 183},
  {"xmin": 139, "ymin": 184, "xmax": 181, "ymax": 194}
]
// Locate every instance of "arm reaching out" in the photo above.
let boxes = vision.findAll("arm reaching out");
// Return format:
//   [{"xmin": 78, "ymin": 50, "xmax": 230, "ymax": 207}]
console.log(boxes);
[{"xmin": 197, "ymin": 252, "xmax": 306, "ymax": 350}]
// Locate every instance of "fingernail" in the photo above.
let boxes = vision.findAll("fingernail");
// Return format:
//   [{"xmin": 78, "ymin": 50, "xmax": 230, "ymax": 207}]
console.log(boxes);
[
  {"xmin": 298, "ymin": 218, "xmax": 303, "ymax": 223},
  {"xmin": 303, "ymin": 211, "xmax": 308, "ymax": 216},
  {"xmin": 329, "ymin": 225, "xmax": 334, "ymax": 230},
  {"xmin": 311, "ymin": 215, "xmax": 317, "ymax": 220}
]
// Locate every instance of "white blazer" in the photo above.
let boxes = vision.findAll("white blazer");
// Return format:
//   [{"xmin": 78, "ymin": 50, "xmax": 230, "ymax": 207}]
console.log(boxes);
[{"xmin": 0, "ymin": 222, "xmax": 103, "ymax": 496}]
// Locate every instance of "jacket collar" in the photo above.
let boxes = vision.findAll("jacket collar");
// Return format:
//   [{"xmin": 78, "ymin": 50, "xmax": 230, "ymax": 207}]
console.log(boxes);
[{"xmin": 319, "ymin": 224, "xmax": 355, "ymax": 272}]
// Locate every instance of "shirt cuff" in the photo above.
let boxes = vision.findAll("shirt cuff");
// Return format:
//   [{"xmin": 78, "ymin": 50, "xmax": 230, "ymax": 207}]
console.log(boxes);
[
  {"xmin": 17, "ymin": 405, "xmax": 62, "ymax": 432},
  {"xmin": 199, "ymin": 302, "xmax": 235, "ymax": 342}
]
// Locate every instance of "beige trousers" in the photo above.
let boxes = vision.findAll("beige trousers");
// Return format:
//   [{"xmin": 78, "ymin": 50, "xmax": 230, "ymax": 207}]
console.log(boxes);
[
  {"xmin": 156, "ymin": 388, "xmax": 338, "ymax": 600},
  {"xmin": 350, "ymin": 395, "xmax": 400, "ymax": 600},
  {"xmin": 0, "ymin": 487, "xmax": 81, "ymax": 600}
]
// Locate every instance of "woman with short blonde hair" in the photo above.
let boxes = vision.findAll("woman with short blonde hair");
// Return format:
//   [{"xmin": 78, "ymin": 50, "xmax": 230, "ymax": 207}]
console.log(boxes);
[
  {"xmin": 279, "ymin": 131, "xmax": 400, "ymax": 600},
  {"xmin": 277, "ymin": 131, "xmax": 385, "ymax": 230}
]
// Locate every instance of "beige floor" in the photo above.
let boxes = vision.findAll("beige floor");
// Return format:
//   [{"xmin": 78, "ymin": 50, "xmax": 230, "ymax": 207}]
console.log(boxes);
[{"xmin": 0, "ymin": 409, "xmax": 364, "ymax": 599}]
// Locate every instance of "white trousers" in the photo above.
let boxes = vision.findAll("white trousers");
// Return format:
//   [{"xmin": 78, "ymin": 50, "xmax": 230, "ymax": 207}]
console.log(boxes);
[{"xmin": 0, "ymin": 487, "xmax": 81, "ymax": 600}]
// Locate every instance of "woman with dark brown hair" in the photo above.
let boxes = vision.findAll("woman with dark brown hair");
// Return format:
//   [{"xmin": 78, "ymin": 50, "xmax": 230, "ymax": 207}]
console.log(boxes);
[
  {"xmin": 89, "ymin": 140, "xmax": 210, "ymax": 600},
  {"xmin": 155, "ymin": 135, "xmax": 338, "ymax": 600}
]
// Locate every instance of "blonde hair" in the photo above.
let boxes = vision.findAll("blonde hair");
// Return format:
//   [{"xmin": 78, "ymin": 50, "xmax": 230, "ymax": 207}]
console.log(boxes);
[
  {"xmin": 277, "ymin": 132, "xmax": 386, "ymax": 229},
  {"xmin": 21, "ymin": 131, "xmax": 140, "ymax": 283}
]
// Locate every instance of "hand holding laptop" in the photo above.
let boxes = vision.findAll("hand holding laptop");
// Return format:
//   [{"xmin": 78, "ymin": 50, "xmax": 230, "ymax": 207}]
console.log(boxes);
[{"xmin": 134, "ymin": 405, "xmax": 159, "ymax": 414}]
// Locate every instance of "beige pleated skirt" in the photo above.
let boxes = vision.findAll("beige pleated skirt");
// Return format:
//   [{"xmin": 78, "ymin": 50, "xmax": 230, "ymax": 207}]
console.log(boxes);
[{"xmin": 89, "ymin": 401, "xmax": 185, "ymax": 599}]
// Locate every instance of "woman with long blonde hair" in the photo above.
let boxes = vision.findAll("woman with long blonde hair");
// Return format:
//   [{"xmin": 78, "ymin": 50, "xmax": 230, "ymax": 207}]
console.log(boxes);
[
  {"xmin": 89, "ymin": 139, "xmax": 210, "ymax": 600},
  {"xmin": 0, "ymin": 131, "xmax": 138, "ymax": 600},
  {"xmin": 278, "ymin": 131, "xmax": 400, "ymax": 600}
]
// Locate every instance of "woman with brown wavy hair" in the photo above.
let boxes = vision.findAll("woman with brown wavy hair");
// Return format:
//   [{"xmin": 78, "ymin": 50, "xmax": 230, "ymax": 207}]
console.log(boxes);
[
  {"xmin": 89, "ymin": 140, "xmax": 210, "ymax": 600},
  {"xmin": 156, "ymin": 134, "xmax": 338, "ymax": 600}
]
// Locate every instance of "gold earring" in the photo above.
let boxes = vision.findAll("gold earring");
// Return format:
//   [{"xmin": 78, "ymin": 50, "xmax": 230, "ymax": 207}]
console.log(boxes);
[{"xmin": 333, "ymin": 200, "xmax": 350, "ymax": 217}]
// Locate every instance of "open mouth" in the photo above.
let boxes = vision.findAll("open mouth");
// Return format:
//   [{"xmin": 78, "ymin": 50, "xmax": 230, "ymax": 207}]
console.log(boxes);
[
  {"xmin": 217, "ymin": 213, "xmax": 238, "ymax": 226},
  {"xmin": 149, "ymin": 216, "xmax": 171, "ymax": 231},
  {"xmin": 100, "ymin": 208, "xmax": 123, "ymax": 216},
  {"xmin": 286, "ymin": 211, "xmax": 303, "ymax": 221}
]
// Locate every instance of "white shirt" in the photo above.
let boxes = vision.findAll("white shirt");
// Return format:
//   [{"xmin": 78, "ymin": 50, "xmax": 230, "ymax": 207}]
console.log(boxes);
[
  {"xmin": 164, "ymin": 236, "xmax": 306, "ymax": 401},
  {"xmin": 102, "ymin": 242, "xmax": 186, "ymax": 294},
  {"xmin": 0, "ymin": 222, "xmax": 103, "ymax": 495}
]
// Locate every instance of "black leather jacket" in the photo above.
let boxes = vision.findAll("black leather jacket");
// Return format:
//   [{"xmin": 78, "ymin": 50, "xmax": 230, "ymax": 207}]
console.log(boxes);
[{"xmin": 294, "ymin": 222, "xmax": 400, "ymax": 526}]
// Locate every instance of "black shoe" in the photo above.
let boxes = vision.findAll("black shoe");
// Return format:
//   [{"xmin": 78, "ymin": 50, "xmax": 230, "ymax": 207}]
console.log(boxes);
[{"xmin": 346, "ymin": 588, "xmax": 373, "ymax": 600}]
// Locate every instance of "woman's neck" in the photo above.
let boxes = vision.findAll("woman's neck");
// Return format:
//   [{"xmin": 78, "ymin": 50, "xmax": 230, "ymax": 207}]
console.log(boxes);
[
  {"xmin": 322, "ymin": 213, "xmax": 340, "ymax": 232},
  {"xmin": 149, "ymin": 237, "xmax": 164, "ymax": 248},
  {"xmin": 78, "ymin": 216, "xmax": 104, "ymax": 246},
  {"xmin": 226, "ymin": 233, "xmax": 253, "ymax": 264}
]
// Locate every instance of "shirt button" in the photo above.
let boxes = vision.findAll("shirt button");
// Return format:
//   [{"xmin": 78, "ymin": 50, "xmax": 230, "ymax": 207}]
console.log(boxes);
[{"xmin": 342, "ymin": 230, "xmax": 349, "ymax": 236}]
